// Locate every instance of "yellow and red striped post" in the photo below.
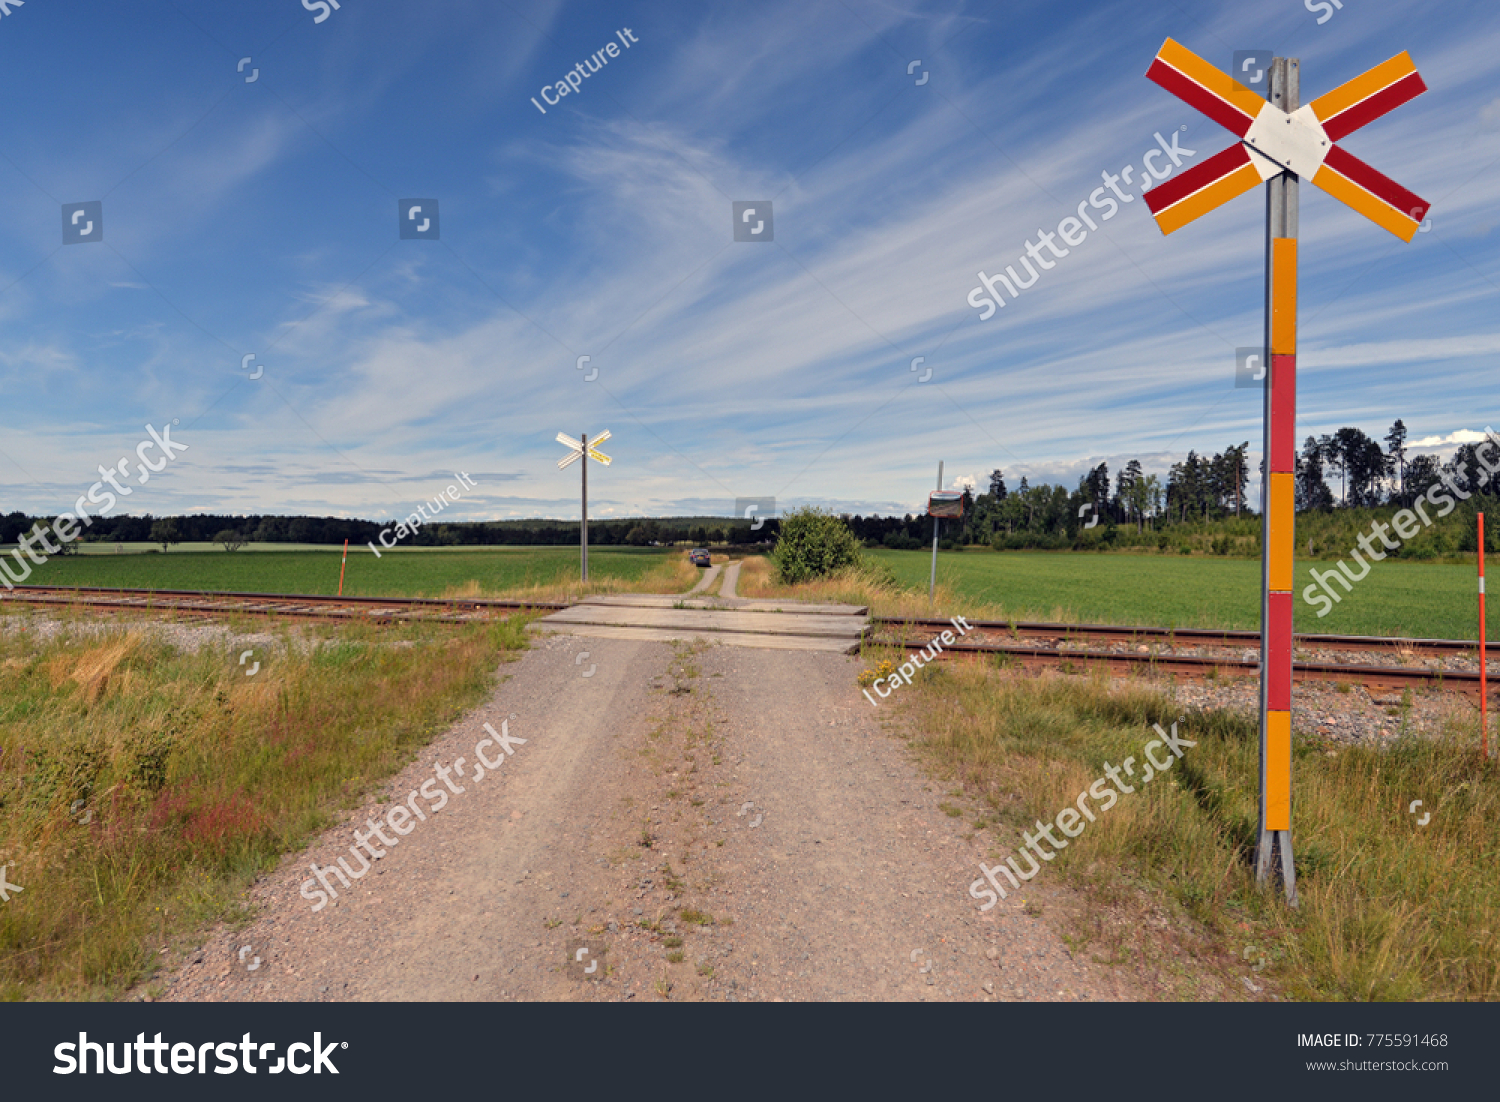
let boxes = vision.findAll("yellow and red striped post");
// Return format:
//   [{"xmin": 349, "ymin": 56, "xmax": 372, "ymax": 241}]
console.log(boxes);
[
  {"xmin": 1142, "ymin": 40, "xmax": 1432, "ymax": 905},
  {"xmin": 338, "ymin": 538, "xmax": 349, "ymax": 597},
  {"xmin": 1262, "ymin": 235, "xmax": 1297, "ymax": 856},
  {"xmin": 1255, "ymin": 60, "xmax": 1299, "ymax": 903},
  {"xmin": 1481, "ymin": 513, "xmax": 1488, "ymax": 760}
]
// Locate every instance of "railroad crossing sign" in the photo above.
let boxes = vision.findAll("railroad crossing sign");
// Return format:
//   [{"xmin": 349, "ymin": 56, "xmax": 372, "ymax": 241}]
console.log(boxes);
[
  {"xmin": 557, "ymin": 429, "xmax": 612, "ymax": 582},
  {"xmin": 1142, "ymin": 40, "xmax": 1430, "ymax": 906},
  {"xmin": 556, "ymin": 430, "xmax": 612, "ymax": 469}
]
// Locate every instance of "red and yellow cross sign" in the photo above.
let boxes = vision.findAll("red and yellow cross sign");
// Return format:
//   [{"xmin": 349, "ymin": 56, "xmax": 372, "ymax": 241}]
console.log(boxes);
[
  {"xmin": 1144, "ymin": 39, "xmax": 1430, "ymax": 239},
  {"xmin": 1142, "ymin": 40, "xmax": 1430, "ymax": 901}
]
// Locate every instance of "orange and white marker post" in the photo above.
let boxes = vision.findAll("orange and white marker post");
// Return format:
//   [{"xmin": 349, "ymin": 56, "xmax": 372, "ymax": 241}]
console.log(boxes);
[
  {"xmin": 338, "ymin": 538, "xmax": 349, "ymax": 597},
  {"xmin": 1481, "ymin": 513, "xmax": 1488, "ymax": 760},
  {"xmin": 1143, "ymin": 41, "xmax": 1431, "ymax": 904}
]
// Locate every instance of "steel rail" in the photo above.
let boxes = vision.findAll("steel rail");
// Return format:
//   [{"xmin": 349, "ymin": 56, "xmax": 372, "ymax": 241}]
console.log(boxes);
[
  {"xmin": 0, "ymin": 585, "xmax": 565, "ymax": 622},
  {"xmin": 871, "ymin": 616, "xmax": 1481, "ymax": 658},
  {"xmin": 864, "ymin": 637, "xmax": 1495, "ymax": 700}
]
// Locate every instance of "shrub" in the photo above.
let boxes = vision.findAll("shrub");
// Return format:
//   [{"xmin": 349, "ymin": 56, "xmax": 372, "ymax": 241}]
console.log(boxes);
[{"xmin": 770, "ymin": 507, "xmax": 864, "ymax": 584}]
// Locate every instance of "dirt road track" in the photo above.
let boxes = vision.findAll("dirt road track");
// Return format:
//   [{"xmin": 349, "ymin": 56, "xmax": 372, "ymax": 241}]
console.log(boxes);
[{"xmin": 162, "ymin": 632, "xmax": 1140, "ymax": 1003}]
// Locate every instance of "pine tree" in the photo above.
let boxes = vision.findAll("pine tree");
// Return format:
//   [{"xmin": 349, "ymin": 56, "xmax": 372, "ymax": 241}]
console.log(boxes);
[
  {"xmin": 988, "ymin": 469, "xmax": 1008, "ymax": 501},
  {"xmin": 1385, "ymin": 419, "xmax": 1408, "ymax": 502}
]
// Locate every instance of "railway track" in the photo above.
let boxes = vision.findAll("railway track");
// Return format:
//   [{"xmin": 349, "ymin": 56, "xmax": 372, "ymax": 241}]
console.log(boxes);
[
  {"xmin": 2, "ymin": 586, "xmax": 1488, "ymax": 698},
  {"xmin": 0, "ymin": 585, "xmax": 566, "ymax": 623},
  {"xmin": 870, "ymin": 616, "xmax": 1482, "ymax": 658},
  {"xmin": 868, "ymin": 617, "xmax": 1496, "ymax": 700}
]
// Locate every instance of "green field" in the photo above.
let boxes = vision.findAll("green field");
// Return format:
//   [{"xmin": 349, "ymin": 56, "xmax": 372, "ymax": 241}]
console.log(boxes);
[
  {"xmin": 10, "ymin": 542, "xmax": 1492, "ymax": 639},
  {"xmin": 868, "ymin": 548, "xmax": 1493, "ymax": 640},
  {"xmin": 12, "ymin": 546, "xmax": 673, "ymax": 599}
]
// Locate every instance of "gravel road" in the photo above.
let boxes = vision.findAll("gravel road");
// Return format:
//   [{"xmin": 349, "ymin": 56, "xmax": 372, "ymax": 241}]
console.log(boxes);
[{"xmin": 160, "ymin": 632, "xmax": 1142, "ymax": 1003}]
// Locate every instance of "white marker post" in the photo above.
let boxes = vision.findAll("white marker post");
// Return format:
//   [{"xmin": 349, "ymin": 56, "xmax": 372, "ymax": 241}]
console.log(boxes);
[{"xmin": 929, "ymin": 461, "xmax": 942, "ymax": 608}]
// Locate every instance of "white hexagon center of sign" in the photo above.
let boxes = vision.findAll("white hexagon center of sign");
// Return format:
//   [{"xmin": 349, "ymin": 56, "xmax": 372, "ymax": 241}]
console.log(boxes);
[{"xmin": 1243, "ymin": 103, "xmax": 1331, "ymax": 179}]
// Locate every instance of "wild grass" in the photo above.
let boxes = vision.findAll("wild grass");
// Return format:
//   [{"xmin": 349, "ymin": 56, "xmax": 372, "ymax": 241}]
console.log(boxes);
[
  {"xmin": 22, "ymin": 547, "xmax": 686, "ymax": 601},
  {"xmin": 892, "ymin": 658, "xmax": 1500, "ymax": 1000},
  {"xmin": 742, "ymin": 547, "xmax": 1493, "ymax": 639},
  {"xmin": 736, "ymin": 555, "xmax": 952, "ymax": 618},
  {"xmin": 0, "ymin": 615, "xmax": 530, "ymax": 1000},
  {"xmin": 443, "ymin": 551, "xmax": 700, "ymax": 604}
]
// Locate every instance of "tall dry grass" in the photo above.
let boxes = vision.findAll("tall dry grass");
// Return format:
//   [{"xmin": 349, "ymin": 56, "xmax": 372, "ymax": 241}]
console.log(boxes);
[
  {"xmin": 444, "ymin": 552, "xmax": 700, "ymax": 604},
  {"xmin": 736, "ymin": 556, "xmax": 973, "ymax": 617},
  {"xmin": 878, "ymin": 655, "xmax": 1500, "ymax": 1000},
  {"xmin": 0, "ymin": 615, "xmax": 529, "ymax": 1000}
]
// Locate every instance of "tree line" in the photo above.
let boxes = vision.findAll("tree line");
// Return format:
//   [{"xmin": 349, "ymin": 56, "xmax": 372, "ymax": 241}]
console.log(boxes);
[
  {"xmin": 842, "ymin": 420, "xmax": 1499, "ymax": 551},
  {"xmin": 6, "ymin": 420, "xmax": 1493, "ymax": 554},
  {"xmin": 0, "ymin": 511, "xmax": 778, "ymax": 551}
]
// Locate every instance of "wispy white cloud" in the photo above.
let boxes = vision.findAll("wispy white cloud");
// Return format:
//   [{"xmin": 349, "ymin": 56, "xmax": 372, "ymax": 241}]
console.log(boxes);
[{"xmin": 2, "ymin": 0, "xmax": 1497, "ymax": 521}]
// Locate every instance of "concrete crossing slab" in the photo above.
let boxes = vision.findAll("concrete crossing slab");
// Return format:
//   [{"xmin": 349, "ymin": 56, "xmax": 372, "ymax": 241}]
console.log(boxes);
[
  {"xmin": 526, "ymin": 622, "xmax": 861, "ymax": 653},
  {"xmin": 533, "ymin": 558, "xmax": 869, "ymax": 652},
  {"xmin": 579, "ymin": 594, "xmax": 867, "ymax": 615},
  {"xmin": 539, "ymin": 604, "xmax": 866, "ymax": 639}
]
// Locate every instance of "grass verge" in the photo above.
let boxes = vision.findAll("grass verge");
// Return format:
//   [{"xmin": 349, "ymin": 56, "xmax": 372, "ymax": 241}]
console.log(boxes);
[
  {"xmin": 741, "ymin": 548, "xmax": 1495, "ymax": 639},
  {"xmin": 0, "ymin": 614, "xmax": 531, "ymax": 1000},
  {"xmin": 879, "ymin": 653, "xmax": 1500, "ymax": 1000},
  {"xmin": 23, "ymin": 547, "xmax": 694, "ymax": 602},
  {"xmin": 464, "ymin": 551, "xmax": 701, "ymax": 604}
]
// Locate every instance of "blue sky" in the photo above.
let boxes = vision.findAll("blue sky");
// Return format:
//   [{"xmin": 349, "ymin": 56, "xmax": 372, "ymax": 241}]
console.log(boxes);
[{"xmin": 0, "ymin": 0, "xmax": 1495, "ymax": 526}]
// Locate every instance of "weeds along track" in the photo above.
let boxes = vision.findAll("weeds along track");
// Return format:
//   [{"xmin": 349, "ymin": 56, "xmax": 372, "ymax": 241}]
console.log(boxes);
[
  {"xmin": 1, "ymin": 589, "xmax": 1489, "ymax": 698},
  {"xmin": 0, "ymin": 584, "xmax": 567, "ymax": 624},
  {"xmin": 869, "ymin": 617, "xmax": 1497, "ymax": 701}
]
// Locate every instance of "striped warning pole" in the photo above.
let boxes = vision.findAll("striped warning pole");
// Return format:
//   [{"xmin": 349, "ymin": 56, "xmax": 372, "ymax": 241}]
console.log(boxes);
[
  {"xmin": 1256, "ymin": 57, "xmax": 1299, "ymax": 906},
  {"xmin": 1481, "ymin": 513, "xmax": 1488, "ymax": 760},
  {"xmin": 1142, "ymin": 39, "xmax": 1430, "ymax": 906}
]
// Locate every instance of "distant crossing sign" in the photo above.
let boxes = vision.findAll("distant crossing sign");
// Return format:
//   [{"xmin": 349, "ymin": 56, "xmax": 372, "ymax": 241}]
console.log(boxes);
[
  {"xmin": 557, "ymin": 429, "xmax": 612, "ymax": 581},
  {"xmin": 1142, "ymin": 40, "xmax": 1430, "ymax": 906},
  {"xmin": 557, "ymin": 429, "xmax": 611, "ymax": 469}
]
